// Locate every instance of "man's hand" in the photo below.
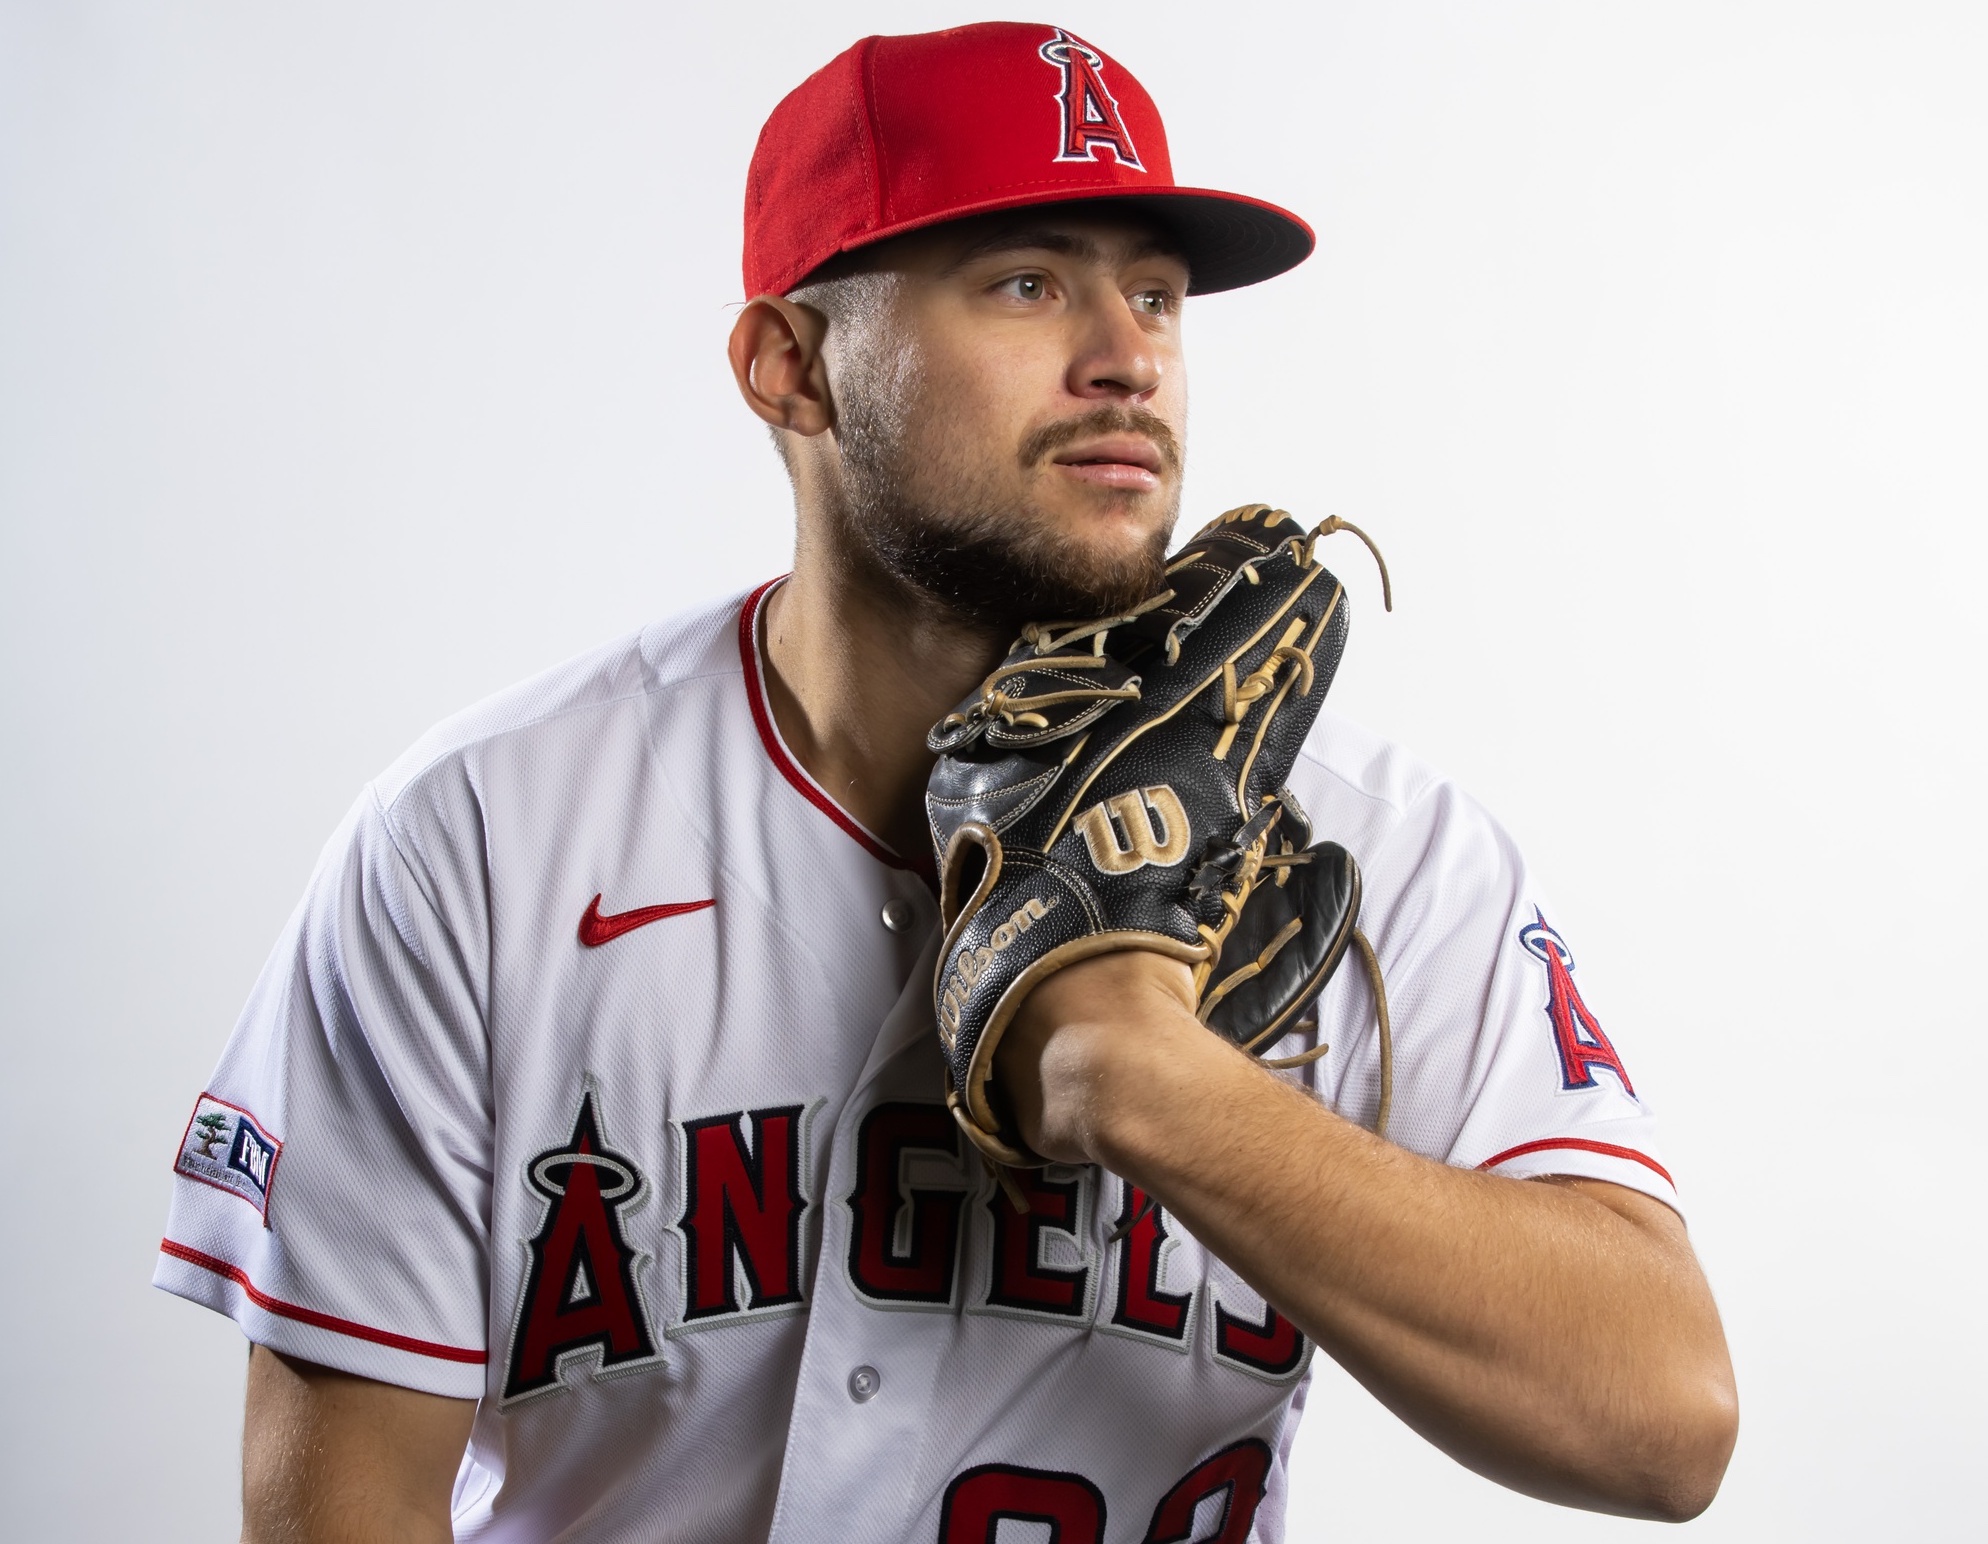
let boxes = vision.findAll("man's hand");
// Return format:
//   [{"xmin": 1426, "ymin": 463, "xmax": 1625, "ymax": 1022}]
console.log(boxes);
[
  {"xmin": 243, "ymin": 1345, "xmax": 476, "ymax": 1543},
  {"xmin": 995, "ymin": 950, "xmax": 1201, "ymax": 1165},
  {"xmin": 996, "ymin": 950, "xmax": 1740, "ymax": 1522}
]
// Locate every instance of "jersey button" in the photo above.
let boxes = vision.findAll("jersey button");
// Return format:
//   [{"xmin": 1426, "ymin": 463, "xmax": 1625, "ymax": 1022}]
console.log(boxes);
[
  {"xmin": 879, "ymin": 899, "xmax": 915, "ymax": 933},
  {"xmin": 848, "ymin": 1364, "xmax": 881, "ymax": 1402}
]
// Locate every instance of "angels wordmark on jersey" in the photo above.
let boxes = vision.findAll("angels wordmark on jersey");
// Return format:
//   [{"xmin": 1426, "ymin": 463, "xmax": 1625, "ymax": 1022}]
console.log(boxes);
[{"xmin": 156, "ymin": 581, "xmax": 1674, "ymax": 1542}]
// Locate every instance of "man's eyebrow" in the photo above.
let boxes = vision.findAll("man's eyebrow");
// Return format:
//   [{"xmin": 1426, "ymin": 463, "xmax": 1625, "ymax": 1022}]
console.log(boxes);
[{"xmin": 939, "ymin": 226, "xmax": 1187, "ymax": 275}]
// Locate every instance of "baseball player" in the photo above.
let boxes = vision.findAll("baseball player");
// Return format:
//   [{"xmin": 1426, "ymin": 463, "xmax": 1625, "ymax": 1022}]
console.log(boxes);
[{"xmin": 157, "ymin": 22, "xmax": 1736, "ymax": 1542}]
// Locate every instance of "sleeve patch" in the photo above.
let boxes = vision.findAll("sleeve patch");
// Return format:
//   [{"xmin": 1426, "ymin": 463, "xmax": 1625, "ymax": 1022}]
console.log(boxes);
[
  {"xmin": 1518, "ymin": 911, "xmax": 1636, "ymax": 1098},
  {"xmin": 175, "ymin": 1093, "xmax": 283, "ymax": 1223}
]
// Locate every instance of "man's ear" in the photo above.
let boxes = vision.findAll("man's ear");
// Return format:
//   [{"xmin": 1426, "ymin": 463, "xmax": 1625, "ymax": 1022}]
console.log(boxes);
[{"xmin": 728, "ymin": 295, "xmax": 833, "ymax": 439}]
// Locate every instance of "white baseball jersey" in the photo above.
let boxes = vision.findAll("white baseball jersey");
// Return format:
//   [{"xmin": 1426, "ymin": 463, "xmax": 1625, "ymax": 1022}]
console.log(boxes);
[{"xmin": 157, "ymin": 579, "xmax": 1675, "ymax": 1542}]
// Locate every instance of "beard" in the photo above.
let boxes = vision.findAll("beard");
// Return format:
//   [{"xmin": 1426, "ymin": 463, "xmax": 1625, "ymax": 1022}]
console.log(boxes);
[{"xmin": 831, "ymin": 397, "xmax": 1181, "ymax": 633}]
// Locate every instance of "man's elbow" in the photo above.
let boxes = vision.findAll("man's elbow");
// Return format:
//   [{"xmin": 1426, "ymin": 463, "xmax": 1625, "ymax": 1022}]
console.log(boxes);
[{"xmin": 1622, "ymin": 1361, "xmax": 1741, "ymax": 1523}]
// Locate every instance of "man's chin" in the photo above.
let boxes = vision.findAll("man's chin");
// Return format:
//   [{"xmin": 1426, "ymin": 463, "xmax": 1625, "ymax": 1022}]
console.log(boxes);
[
  {"xmin": 898, "ymin": 528, "xmax": 1169, "ymax": 629},
  {"xmin": 843, "ymin": 467, "xmax": 1178, "ymax": 629},
  {"xmin": 1006, "ymin": 497, "xmax": 1176, "ymax": 621},
  {"xmin": 1029, "ymin": 482, "xmax": 1179, "ymax": 559}
]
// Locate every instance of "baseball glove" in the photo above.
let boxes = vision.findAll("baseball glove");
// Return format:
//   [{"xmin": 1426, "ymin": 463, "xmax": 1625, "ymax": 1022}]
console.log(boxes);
[{"xmin": 926, "ymin": 504, "xmax": 1394, "ymax": 1170}]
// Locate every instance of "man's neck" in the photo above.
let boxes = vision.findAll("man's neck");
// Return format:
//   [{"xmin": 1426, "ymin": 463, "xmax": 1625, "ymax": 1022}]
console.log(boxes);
[{"xmin": 760, "ymin": 541, "xmax": 1007, "ymax": 867}]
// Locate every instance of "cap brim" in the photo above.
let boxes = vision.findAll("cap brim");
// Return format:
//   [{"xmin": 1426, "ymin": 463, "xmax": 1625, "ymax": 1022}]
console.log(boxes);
[
  {"xmin": 1100, "ymin": 189, "xmax": 1316, "ymax": 294},
  {"xmin": 808, "ymin": 186, "xmax": 1314, "ymax": 297}
]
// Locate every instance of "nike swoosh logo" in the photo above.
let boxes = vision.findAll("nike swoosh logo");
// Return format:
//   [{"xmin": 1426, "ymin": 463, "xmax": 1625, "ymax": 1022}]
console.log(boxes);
[{"xmin": 578, "ymin": 893, "xmax": 716, "ymax": 947}]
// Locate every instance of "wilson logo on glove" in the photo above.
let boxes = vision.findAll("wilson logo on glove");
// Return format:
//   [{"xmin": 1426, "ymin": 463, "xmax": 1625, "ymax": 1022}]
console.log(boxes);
[
  {"xmin": 925, "ymin": 504, "xmax": 1399, "ymax": 1172},
  {"xmin": 938, "ymin": 896, "xmax": 1061, "ymax": 1057},
  {"xmin": 1075, "ymin": 786, "xmax": 1191, "ymax": 874}
]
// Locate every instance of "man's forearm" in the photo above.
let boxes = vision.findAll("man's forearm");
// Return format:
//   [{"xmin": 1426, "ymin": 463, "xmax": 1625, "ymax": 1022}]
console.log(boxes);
[{"xmin": 1002, "ymin": 954, "xmax": 1739, "ymax": 1521}]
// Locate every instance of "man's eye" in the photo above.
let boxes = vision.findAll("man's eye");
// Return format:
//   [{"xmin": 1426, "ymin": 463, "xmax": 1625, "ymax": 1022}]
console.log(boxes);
[
  {"xmin": 1131, "ymin": 289, "xmax": 1174, "ymax": 316},
  {"xmin": 999, "ymin": 273, "xmax": 1050, "ymax": 301}
]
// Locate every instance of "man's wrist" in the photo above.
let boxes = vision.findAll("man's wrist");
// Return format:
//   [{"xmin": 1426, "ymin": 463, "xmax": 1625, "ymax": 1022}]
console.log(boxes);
[{"xmin": 1000, "ymin": 950, "xmax": 1210, "ymax": 1167}]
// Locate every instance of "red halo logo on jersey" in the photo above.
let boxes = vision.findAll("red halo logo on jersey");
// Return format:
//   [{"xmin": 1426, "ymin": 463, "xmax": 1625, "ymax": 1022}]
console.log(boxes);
[
  {"xmin": 502, "ymin": 1090, "xmax": 662, "ymax": 1402},
  {"xmin": 1520, "ymin": 911, "xmax": 1635, "ymax": 1097},
  {"xmin": 1039, "ymin": 29, "xmax": 1145, "ymax": 169}
]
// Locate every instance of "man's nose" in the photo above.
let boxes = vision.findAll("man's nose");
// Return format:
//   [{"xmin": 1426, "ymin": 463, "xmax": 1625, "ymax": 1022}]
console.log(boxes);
[{"xmin": 1065, "ymin": 290, "xmax": 1164, "ymax": 402}]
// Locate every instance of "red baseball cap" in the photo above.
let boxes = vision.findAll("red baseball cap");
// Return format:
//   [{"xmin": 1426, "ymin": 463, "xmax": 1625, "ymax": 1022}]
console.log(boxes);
[{"xmin": 743, "ymin": 22, "xmax": 1314, "ymax": 298}]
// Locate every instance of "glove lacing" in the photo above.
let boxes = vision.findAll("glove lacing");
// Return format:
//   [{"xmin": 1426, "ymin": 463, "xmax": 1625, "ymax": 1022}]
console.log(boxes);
[{"xmin": 931, "ymin": 589, "xmax": 1177, "ymax": 745}]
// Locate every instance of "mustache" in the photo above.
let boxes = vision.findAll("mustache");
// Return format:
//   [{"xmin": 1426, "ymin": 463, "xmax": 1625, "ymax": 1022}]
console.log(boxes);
[{"xmin": 1018, "ymin": 406, "xmax": 1182, "ymax": 475}]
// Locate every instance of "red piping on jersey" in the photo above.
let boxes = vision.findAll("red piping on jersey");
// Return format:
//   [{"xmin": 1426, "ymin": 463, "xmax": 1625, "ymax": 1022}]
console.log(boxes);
[
  {"xmin": 738, "ymin": 578, "xmax": 926, "ymax": 874},
  {"xmin": 159, "ymin": 1239, "xmax": 487, "ymax": 1365},
  {"xmin": 1475, "ymin": 1138, "xmax": 1674, "ymax": 1188}
]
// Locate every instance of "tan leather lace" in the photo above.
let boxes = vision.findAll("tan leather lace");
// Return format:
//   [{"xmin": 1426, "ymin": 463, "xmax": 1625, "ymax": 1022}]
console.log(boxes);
[
  {"xmin": 1189, "ymin": 832, "xmax": 1274, "ymax": 994},
  {"xmin": 1311, "ymin": 515, "xmax": 1394, "ymax": 613},
  {"xmin": 1214, "ymin": 514, "xmax": 1392, "ymax": 753},
  {"xmin": 938, "ymin": 653, "xmax": 1138, "ymax": 737},
  {"xmin": 1258, "ymin": 927, "xmax": 1393, "ymax": 1141},
  {"xmin": 1019, "ymin": 587, "xmax": 1177, "ymax": 656},
  {"xmin": 935, "ymin": 590, "xmax": 1176, "ymax": 742},
  {"xmin": 1214, "ymin": 617, "xmax": 1316, "ymax": 758},
  {"xmin": 1199, "ymin": 915, "xmax": 1307, "ymax": 1026}
]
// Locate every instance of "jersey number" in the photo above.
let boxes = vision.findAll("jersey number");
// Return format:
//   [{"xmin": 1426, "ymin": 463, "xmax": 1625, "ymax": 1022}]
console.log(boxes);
[{"xmin": 938, "ymin": 1440, "xmax": 1271, "ymax": 1543}]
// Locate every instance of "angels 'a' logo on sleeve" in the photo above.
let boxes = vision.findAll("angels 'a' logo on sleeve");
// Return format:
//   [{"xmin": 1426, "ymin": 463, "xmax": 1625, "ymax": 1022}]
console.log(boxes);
[
  {"xmin": 175, "ymin": 1093, "xmax": 282, "ymax": 1223},
  {"xmin": 1520, "ymin": 910, "xmax": 1635, "ymax": 1097},
  {"xmin": 502, "ymin": 1089, "xmax": 662, "ymax": 1403}
]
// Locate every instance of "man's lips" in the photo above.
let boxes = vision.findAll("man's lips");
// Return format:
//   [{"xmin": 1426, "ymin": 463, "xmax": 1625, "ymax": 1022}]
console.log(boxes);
[{"xmin": 1049, "ymin": 435, "xmax": 1167, "ymax": 489}]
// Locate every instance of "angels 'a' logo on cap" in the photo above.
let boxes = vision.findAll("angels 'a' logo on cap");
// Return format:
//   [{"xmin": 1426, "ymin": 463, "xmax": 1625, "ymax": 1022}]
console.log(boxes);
[{"xmin": 1038, "ymin": 28, "xmax": 1145, "ymax": 170}]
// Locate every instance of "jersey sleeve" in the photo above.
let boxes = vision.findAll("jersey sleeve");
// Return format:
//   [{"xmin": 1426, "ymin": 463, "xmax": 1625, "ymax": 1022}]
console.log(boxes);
[
  {"xmin": 1318, "ymin": 776, "xmax": 1678, "ymax": 1212},
  {"xmin": 154, "ymin": 786, "xmax": 494, "ymax": 1398}
]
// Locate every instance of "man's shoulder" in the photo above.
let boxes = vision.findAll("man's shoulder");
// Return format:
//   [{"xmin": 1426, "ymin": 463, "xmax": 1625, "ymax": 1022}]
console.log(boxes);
[
  {"xmin": 1289, "ymin": 709, "xmax": 1448, "ymax": 830},
  {"xmin": 1289, "ymin": 711, "xmax": 1526, "ymax": 892},
  {"xmin": 370, "ymin": 587, "xmax": 753, "ymax": 814}
]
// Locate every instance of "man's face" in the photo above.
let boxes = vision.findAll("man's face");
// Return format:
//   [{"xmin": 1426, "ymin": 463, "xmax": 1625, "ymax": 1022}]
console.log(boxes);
[{"xmin": 817, "ymin": 210, "xmax": 1190, "ymax": 628}]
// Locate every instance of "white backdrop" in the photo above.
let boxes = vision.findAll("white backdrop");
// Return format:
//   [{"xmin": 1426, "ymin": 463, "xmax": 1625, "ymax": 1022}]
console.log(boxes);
[{"xmin": 3, "ymin": 3, "xmax": 1982, "ymax": 1538}]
